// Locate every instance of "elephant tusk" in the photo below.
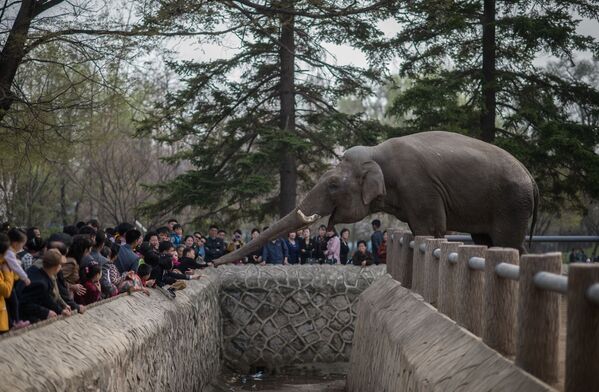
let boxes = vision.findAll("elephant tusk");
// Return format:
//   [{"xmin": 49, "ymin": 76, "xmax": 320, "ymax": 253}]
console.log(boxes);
[{"xmin": 297, "ymin": 209, "xmax": 321, "ymax": 223}]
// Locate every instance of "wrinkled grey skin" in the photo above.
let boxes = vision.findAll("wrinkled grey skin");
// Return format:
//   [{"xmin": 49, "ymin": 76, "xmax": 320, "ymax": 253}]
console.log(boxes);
[{"xmin": 215, "ymin": 131, "xmax": 538, "ymax": 265}]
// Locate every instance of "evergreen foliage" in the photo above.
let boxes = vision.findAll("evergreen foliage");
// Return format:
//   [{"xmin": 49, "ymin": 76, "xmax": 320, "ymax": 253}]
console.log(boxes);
[
  {"xmin": 139, "ymin": 1, "xmax": 395, "ymax": 224},
  {"xmin": 386, "ymin": 1, "xmax": 599, "ymax": 211}
]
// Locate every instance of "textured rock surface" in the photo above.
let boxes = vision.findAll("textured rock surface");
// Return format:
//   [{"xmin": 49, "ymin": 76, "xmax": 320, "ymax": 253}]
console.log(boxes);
[
  {"xmin": 217, "ymin": 264, "xmax": 387, "ymax": 372},
  {"xmin": 0, "ymin": 274, "xmax": 221, "ymax": 392},
  {"xmin": 347, "ymin": 276, "xmax": 557, "ymax": 392}
]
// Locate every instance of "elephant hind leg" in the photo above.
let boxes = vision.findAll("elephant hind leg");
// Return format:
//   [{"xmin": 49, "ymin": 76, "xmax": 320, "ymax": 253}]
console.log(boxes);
[{"xmin": 472, "ymin": 233, "xmax": 493, "ymax": 248}]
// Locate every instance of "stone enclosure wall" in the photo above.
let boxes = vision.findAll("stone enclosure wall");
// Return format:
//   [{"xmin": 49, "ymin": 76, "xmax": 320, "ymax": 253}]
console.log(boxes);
[
  {"xmin": 218, "ymin": 264, "xmax": 387, "ymax": 373},
  {"xmin": 347, "ymin": 276, "xmax": 556, "ymax": 392},
  {"xmin": 0, "ymin": 274, "xmax": 222, "ymax": 392}
]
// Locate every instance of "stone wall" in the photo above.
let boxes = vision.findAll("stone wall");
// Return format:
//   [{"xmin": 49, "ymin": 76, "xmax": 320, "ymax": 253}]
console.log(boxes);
[
  {"xmin": 217, "ymin": 264, "xmax": 387, "ymax": 373},
  {"xmin": 347, "ymin": 276, "xmax": 556, "ymax": 392},
  {"xmin": 0, "ymin": 275, "xmax": 222, "ymax": 392}
]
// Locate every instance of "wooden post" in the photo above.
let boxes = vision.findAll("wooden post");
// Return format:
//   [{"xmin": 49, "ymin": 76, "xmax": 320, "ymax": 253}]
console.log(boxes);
[
  {"xmin": 387, "ymin": 229, "xmax": 403, "ymax": 281},
  {"xmin": 455, "ymin": 245, "xmax": 487, "ymax": 335},
  {"xmin": 398, "ymin": 232, "xmax": 414, "ymax": 288},
  {"xmin": 482, "ymin": 247, "xmax": 519, "ymax": 356},
  {"xmin": 411, "ymin": 235, "xmax": 433, "ymax": 296},
  {"xmin": 566, "ymin": 264, "xmax": 599, "ymax": 392},
  {"xmin": 437, "ymin": 241, "xmax": 462, "ymax": 319},
  {"xmin": 515, "ymin": 253, "xmax": 561, "ymax": 385},
  {"xmin": 423, "ymin": 238, "xmax": 447, "ymax": 306}
]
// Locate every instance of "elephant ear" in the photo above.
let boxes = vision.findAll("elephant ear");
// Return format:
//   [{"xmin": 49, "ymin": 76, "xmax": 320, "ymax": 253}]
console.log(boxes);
[{"xmin": 361, "ymin": 161, "xmax": 386, "ymax": 205}]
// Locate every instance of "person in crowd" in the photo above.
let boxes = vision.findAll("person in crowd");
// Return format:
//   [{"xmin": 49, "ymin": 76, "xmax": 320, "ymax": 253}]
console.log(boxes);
[
  {"xmin": 144, "ymin": 231, "xmax": 160, "ymax": 252},
  {"xmin": 63, "ymin": 225, "xmax": 78, "ymax": 237},
  {"xmin": 115, "ymin": 229, "xmax": 142, "ymax": 273},
  {"xmin": 137, "ymin": 263, "xmax": 154, "ymax": 287},
  {"xmin": 118, "ymin": 269, "xmax": 150, "ymax": 295},
  {"xmin": 167, "ymin": 219, "xmax": 178, "ymax": 234},
  {"xmin": 352, "ymin": 240, "xmax": 374, "ymax": 267},
  {"xmin": 6, "ymin": 228, "xmax": 31, "ymax": 329},
  {"xmin": 75, "ymin": 262, "xmax": 102, "ymax": 305},
  {"xmin": 176, "ymin": 245, "xmax": 185, "ymax": 261},
  {"xmin": 78, "ymin": 225, "xmax": 97, "ymax": 244},
  {"xmin": 171, "ymin": 224, "xmax": 183, "ymax": 246},
  {"xmin": 262, "ymin": 237, "xmax": 289, "ymax": 265},
  {"xmin": 217, "ymin": 229, "xmax": 228, "ymax": 252},
  {"xmin": 226, "ymin": 229, "xmax": 244, "ymax": 264},
  {"xmin": 21, "ymin": 234, "xmax": 45, "ymax": 271},
  {"xmin": 370, "ymin": 219, "xmax": 383, "ymax": 264},
  {"xmin": 286, "ymin": 231, "xmax": 301, "ymax": 264},
  {"xmin": 87, "ymin": 219, "xmax": 100, "ymax": 231},
  {"xmin": 63, "ymin": 235, "xmax": 92, "ymax": 303},
  {"xmin": 156, "ymin": 227, "xmax": 170, "ymax": 243},
  {"xmin": 0, "ymin": 234, "xmax": 15, "ymax": 333},
  {"xmin": 114, "ymin": 222, "xmax": 134, "ymax": 245},
  {"xmin": 377, "ymin": 230, "xmax": 388, "ymax": 264},
  {"xmin": 178, "ymin": 247, "xmax": 204, "ymax": 270},
  {"xmin": 339, "ymin": 228, "xmax": 351, "ymax": 264},
  {"xmin": 20, "ymin": 249, "xmax": 71, "ymax": 323},
  {"xmin": 47, "ymin": 241, "xmax": 86, "ymax": 315},
  {"xmin": 299, "ymin": 228, "xmax": 313, "ymax": 264},
  {"xmin": 183, "ymin": 235, "xmax": 195, "ymax": 249},
  {"xmin": 195, "ymin": 234, "xmax": 206, "ymax": 260},
  {"xmin": 103, "ymin": 242, "xmax": 124, "ymax": 294},
  {"xmin": 325, "ymin": 228, "xmax": 340, "ymax": 264},
  {"xmin": 247, "ymin": 228, "xmax": 263, "ymax": 264},
  {"xmin": 76, "ymin": 221, "xmax": 86, "ymax": 231},
  {"xmin": 104, "ymin": 227, "xmax": 116, "ymax": 243},
  {"xmin": 313, "ymin": 225, "xmax": 328, "ymax": 263},
  {"xmin": 205, "ymin": 225, "xmax": 225, "ymax": 263},
  {"xmin": 81, "ymin": 230, "xmax": 115, "ymax": 298},
  {"xmin": 152, "ymin": 241, "xmax": 198, "ymax": 286}
]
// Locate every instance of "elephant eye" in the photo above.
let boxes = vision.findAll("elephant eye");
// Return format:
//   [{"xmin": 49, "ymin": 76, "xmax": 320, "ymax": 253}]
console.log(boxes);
[{"xmin": 329, "ymin": 182, "xmax": 340, "ymax": 193}]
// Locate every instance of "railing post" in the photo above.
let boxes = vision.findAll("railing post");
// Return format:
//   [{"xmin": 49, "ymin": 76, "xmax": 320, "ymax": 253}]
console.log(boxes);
[
  {"xmin": 411, "ymin": 235, "xmax": 433, "ymax": 296},
  {"xmin": 566, "ymin": 264, "xmax": 599, "ymax": 392},
  {"xmin": 423, "ymin": 238, "xmax": 447, "ymax": 305},
  {"xmin": 398, "ymin": 232, "xmax": 414, "ymax": 288},
  {"xmin": 516, "ymin": 253, "xmax": 561, "ymax": 385},
  {"xmin": 437, "ymin": 241, "xmax": 462, "ymax": 319},
  {"xmin": 387, "ymin": 229, "xmax": 403, "ymax": 281},
  {"xmin": 482, "ymin": 247, "xmax": 519, "ymax": 356},
  {"xmin": 455, "ymin": 245, "xmax": 487, "ymax": 335}
]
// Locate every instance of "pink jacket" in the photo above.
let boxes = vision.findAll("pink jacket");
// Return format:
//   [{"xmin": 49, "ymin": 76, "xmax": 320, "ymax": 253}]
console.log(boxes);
[{"xmin": 325, "ymin": 236, "xmax": 340, "ymax": 263}]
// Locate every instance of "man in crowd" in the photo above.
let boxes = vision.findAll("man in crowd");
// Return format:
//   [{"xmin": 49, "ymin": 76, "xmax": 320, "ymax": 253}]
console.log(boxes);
[
  {"xmin": 115, "ymin": 229, "xmax": 142, "ymax": 273},
  {"xmin": 171, "ymin": 224, "xmax": 183, "ymax": 246},
  {"xmin": 312, "ymin": 225, "xmax": 328, "ymax": 263},
  {"xmin": 262, "ymin": 236, "xmax": 289, "ymax": 265},
  {"xmin": 205, "ymin": 225, "xmax": 225, "ymax": 263},
  {"xmin": 370, "ymin": 219, "xmax": 383, "ymax": 264}
]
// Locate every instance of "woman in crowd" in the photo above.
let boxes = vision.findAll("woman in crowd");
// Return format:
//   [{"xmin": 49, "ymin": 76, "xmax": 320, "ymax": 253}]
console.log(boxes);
[
  {"xmin": 299, "ymin": 228, "xmax": 313, "ymax": 264},
  {"xmin": 325, "ymin": 228, "xmax": 340, "ymax": 264},
  {"xmin": 352, "ymin": 240, "xmax": 373, "ymax": 267},
  {"xmin": 340, "ymin": 228, "xmax": 350, "ymax": 264},
  {"xmin": 247, "ymin": 228, "xmax": 263, "ymax": 264},
  {"xmin": 0, "ymin": 234, "xmax": 15, "ymax": 333},
  {"xmin": 286, "ymin": 231, "xmax": 301, "ymax": 264},
  {"xmin": 377, "ymin": 230, "xmax": 388, "ymax": 264},
  {"xmin": 75, "ymin": 262, "xmax": 102, "ymax": 305},
  {"xmin": 5, "ymin": 228, "xmax": 30, "ymax": 329}
]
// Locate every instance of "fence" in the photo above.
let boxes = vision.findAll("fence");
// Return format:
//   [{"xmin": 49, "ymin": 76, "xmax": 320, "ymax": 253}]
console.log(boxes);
[{"xmin": 386, "ymin": 230, "xmax": 599, "ymax": 392}]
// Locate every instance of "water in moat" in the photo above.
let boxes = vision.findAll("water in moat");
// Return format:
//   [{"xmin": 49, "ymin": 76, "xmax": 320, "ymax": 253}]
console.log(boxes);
[{"xmin": 211, "ymin": 366, "xmax": 346, "ymax": 392}]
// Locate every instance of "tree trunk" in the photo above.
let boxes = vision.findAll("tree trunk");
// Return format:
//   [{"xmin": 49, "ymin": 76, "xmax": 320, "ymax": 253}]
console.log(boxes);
[
  {"xmin": 278, "ymin": 3, "xmax": 297, "ymax": 218},
  {"xmin": 60, "ymin": 174, "xmax": 68, "ymax": 226},
  {"xmin": 480, "ymin": 0, "xmax": 496, "ymax": 143},
  {"xmin": 0, "ymin": 0, "xmax": 36, "ymax": 121}
]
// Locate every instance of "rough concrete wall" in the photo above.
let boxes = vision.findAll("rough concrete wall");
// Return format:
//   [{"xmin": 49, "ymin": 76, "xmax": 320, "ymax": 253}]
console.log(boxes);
[
  {"xmin": 218, "ymin": 264, "xmax": 387, "ymax": 372},
  {"xmin": 0, "ymin": 275, "xmax": 221, "ymax": 392},
  {"xmin": 347, "ymin": 276, "xmax": 556, "ymax": 392}
]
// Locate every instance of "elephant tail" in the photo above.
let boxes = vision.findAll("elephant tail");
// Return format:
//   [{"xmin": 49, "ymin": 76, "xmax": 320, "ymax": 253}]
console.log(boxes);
[{"xmin": 528, "ymin": 177, "xmax": 540, "ymax": 249}]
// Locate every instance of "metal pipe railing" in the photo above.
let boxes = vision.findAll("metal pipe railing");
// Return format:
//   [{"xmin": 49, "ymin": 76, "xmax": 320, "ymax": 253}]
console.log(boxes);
[
  {"xmin": 495, "ymin": 262, "xmax": 520, "ymax": 281},
  {"xmin": 586, "ymin": 283, "xmax": 599, "ymax": 305},
  {"xmin": 468, "ymin": 256, "xmax": 486, "ymax": 271}
]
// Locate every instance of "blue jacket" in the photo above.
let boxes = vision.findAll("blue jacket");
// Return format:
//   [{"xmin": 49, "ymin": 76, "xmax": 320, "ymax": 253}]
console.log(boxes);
[
  {"xmin": 262, "ymin": 239, "xmax": 289, "ymax": 264},
  {"xmin": 285, "ymin": 239, "xmax": 301, "ymax": 264},
  {"xmin": 115, "ymin": 244, "xmax": 140, "ymax": 273}
]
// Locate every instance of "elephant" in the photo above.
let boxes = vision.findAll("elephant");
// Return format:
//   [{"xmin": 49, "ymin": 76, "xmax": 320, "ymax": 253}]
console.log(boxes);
[{"xmin": 214, "ymin": 131, "xmax": 538, "ymax": 265}]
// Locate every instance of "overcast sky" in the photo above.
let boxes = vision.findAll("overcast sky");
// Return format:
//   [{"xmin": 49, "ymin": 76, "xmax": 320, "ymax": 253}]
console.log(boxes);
[{"xmin": 169, "ymin": 16, "xmax": 598, "ymax": 72}]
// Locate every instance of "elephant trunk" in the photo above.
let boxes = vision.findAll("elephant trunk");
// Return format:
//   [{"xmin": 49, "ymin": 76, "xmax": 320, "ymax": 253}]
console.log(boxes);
[{"xmin": 213, "ymin": 207, "xmax": 319, "ymax": 266}]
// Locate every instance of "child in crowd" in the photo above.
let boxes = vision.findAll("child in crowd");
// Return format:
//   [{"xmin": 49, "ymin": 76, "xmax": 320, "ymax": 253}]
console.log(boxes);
[
  {"xmin": 102, "ymin": 242, "xmax": 124, "ymax": 295},
  {"xmin": 118, "ymin": 269, "xmax": 150, "ymax": 296},
  {"xmin": 0, "ymin": 234, "xmax": 15, "ymax": 333},
  {"xmin": 6, "ymin": 228, "xmax": 30, "ymax": 329},
  {"xmin": 178, "ymin": 247, "xmax": 203, "ymax": 271},
  {"xmin": 75, "ymin": 262, "xmax": 102, "ymax": 305}
]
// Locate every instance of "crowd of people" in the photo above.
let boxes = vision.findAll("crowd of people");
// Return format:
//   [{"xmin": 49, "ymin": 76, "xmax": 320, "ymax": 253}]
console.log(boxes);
[{"xmin": 0, "ymin": 218, "xmax": 388, "ymax": 334}]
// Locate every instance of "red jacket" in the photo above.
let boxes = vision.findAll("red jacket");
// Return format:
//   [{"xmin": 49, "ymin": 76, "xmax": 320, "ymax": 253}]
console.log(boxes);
[{"xmin": 75, "ymin": 280, "xmax": 102, "ymax": 305}]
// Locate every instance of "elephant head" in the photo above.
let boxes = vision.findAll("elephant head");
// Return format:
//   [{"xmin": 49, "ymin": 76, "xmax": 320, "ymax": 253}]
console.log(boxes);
[{"xmin": 213, "ymin": 146, "xmax": 386, "ymax": 265}]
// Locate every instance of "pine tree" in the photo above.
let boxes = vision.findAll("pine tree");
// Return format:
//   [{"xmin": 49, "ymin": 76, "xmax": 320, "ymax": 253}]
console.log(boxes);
[
  {"xmin": 386, "ymin": 0, "xmax": 599, "ymax": 211},
  {"xmin": 139, "ymin": 1, "xmax": 394, "ymax": 224}
]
